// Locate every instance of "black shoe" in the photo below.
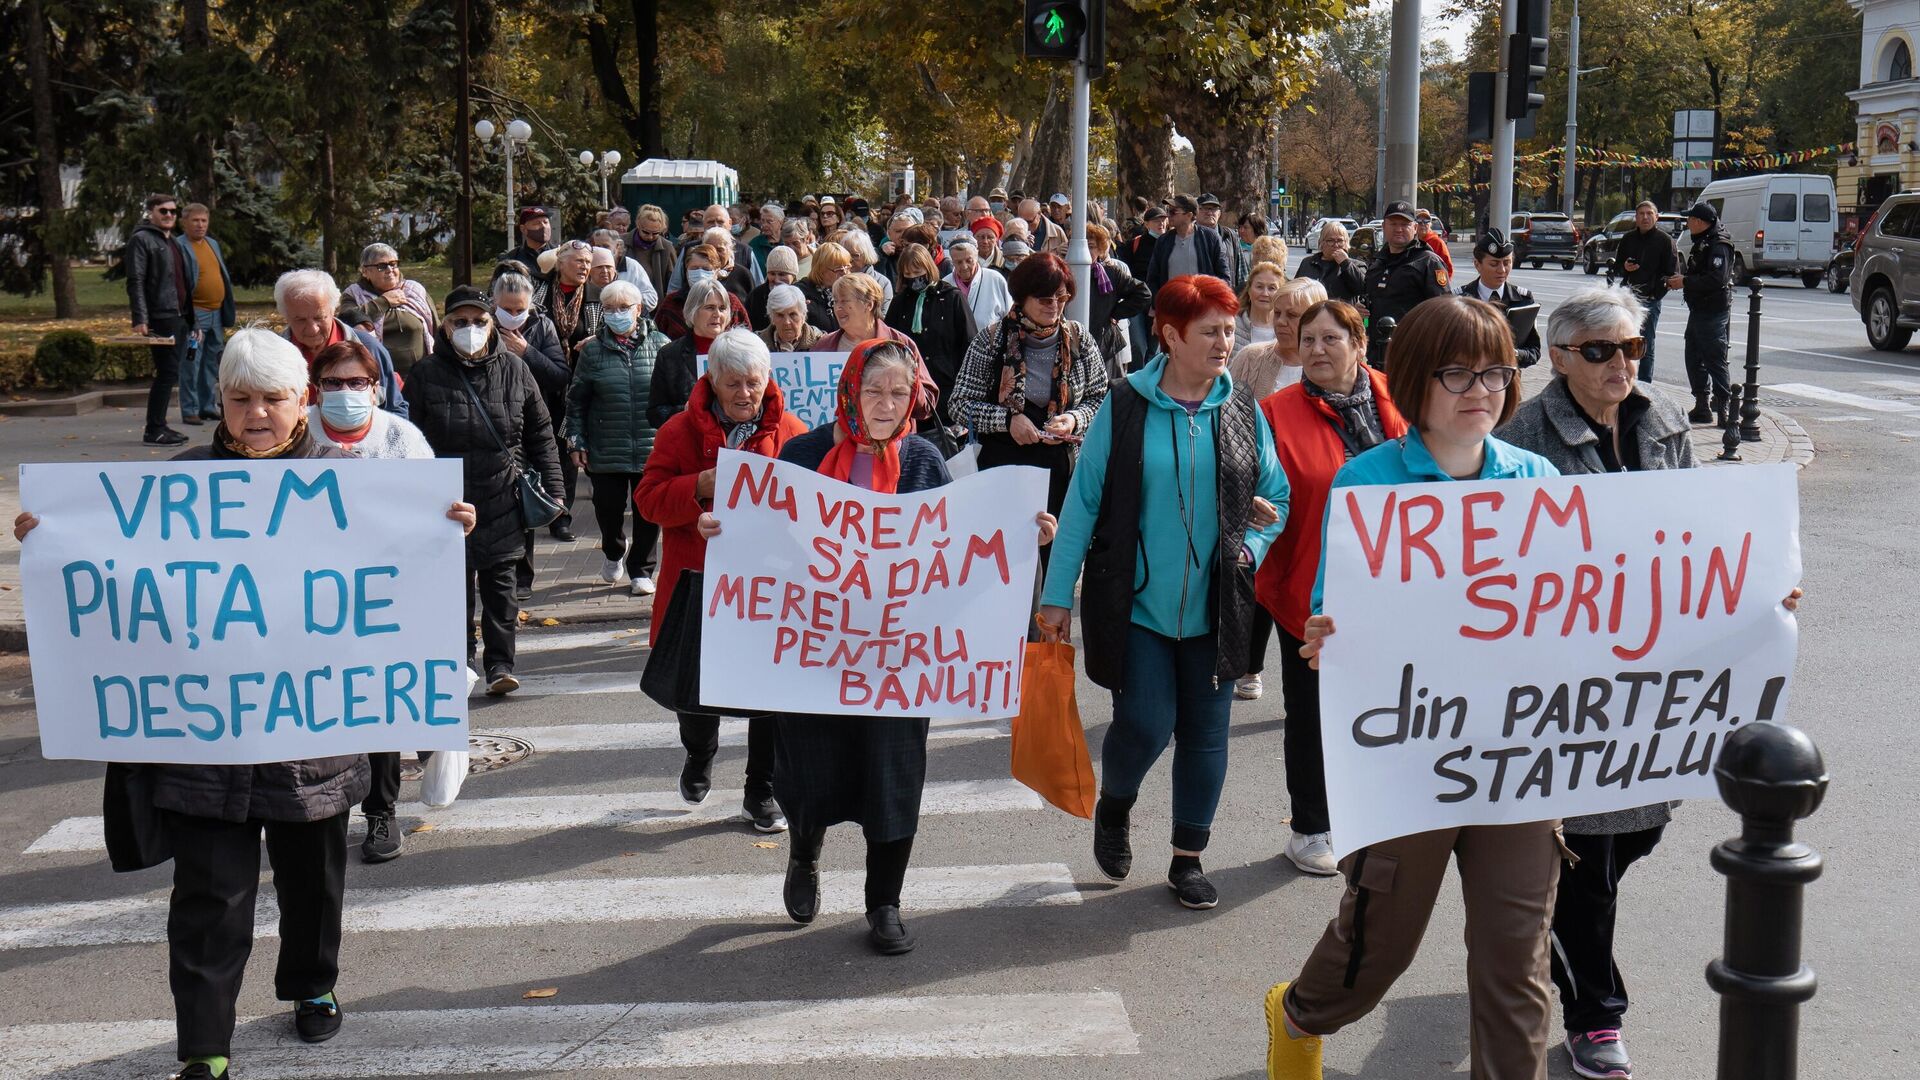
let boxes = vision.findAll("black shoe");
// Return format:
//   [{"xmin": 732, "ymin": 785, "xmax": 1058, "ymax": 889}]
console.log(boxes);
[
  {"xmin": 168, "ymin": 1064, "xmax": 220, "ymax": 1080},
  {"xmin": 679, "ymin": 755, "xmax": 713, "ymax": 804},
  {"xmin": 514, "ymin": 582, "xmax": 533, "ymax": 601},
  {"xmin": 144, "ymin": 427, "xmax": 188, "ymax": 446},
  {"xmin": 1689, "ymin": 396, "xmax": 1714, "ymax": 424},
  {"xmin": 486, "ymin": 669, "xmax": 519, "ymax": 696},
  {"xmin": 293, "ymin": 995, "xmax": 342, "ymax": 1042},
  {"xmin": 866, "ymin": 905, "xmax": 916, "ymax": 955},
  {"xmin": 1168, "ymin": 861, "xmax": 1219, "ymax": 910},
  {"xmin": 1093, "ymin": 801, "xmax": 1132, "ymax": 881},
  {"xmin": 360, "ymin": 812, "xmax": 401, "ymax": 863},
  {"xmin": 549, "ymin": 521, "xmax": 576, "ymax": 542},
  {"xmin": 784, "ymin": 859, "xmax": 819, "ymax": 924},
  {"xmin": 745, "ymin": 792, "xmax": 788, "ymax": 833}
]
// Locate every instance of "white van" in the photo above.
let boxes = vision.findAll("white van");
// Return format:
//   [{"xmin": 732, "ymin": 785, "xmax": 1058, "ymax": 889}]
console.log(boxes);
[{"xmin": 1696, "ymin": 173, "xmax": 1837, "ymax": 288}]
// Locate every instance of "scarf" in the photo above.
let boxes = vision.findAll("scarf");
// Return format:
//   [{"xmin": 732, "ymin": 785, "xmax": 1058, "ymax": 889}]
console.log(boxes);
[
  {"xmin": 816, "ymin": 338, "xmax": 919, "ymax": 494},
  {"xmin": 1091, "ymin": 259, "xmax": 1113, "ymax": 295},
  {"xmin": 214, "ymin": 415, "xmax": 312, "ymax": 459},
  {"xmin": 995, "ymin": 312, "xmax": 1078, "ymax": 420},
  {"xmin": 344, "ymin": 280, "xmax": 435, "ymax": 342},
  {"xmin": 1304, "ymin": 366, "xmax": 1385, "ymax": 460},
  {"xmin": 708, "ymin": 399, "xmax": 762, "ymax": 449},
  {"xmin": 550, "ymin": 279, "xmax": 587, "ymax": 341}
]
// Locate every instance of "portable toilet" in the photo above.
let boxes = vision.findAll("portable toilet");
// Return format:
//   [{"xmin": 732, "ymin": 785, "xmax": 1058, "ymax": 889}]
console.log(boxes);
[{"xmin": 619, "ymin": 159, "xmax": 740, "ymax": 227}]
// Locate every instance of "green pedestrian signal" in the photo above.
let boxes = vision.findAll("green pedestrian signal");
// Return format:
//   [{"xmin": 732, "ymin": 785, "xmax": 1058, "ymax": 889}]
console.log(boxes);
[{"xmin": 1024, "ymin": 1, "xmax": 1087, "ymax": 60}]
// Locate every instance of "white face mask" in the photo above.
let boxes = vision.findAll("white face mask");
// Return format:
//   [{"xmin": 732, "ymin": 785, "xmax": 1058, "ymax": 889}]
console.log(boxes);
[
  {"xmin": 452, "ymin": 324, "xmax": 491, "ymax": 356},
  {"xmin": 494, "ymin": 306, "xmax": 529, "ymax": 330}
]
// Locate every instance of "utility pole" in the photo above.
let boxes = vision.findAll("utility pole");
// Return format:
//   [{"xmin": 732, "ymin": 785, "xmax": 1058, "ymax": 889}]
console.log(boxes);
[
  {"xmin": 453, "ymin": 0, "xmax": 472, "ymax": 286},
  {"xmin": 1488, "ymin": 0, "xmax": 1520, "ymax": 236},
  {"xmin": 1563, "ymin": 0, "xmax": 1581, "ymax": 220},
  {"xmin": 1375, "ymin": 71, "xmax": 1388, "ymax": 217},
  {"xmin": 1066, "ymin": 32, "xmax": 1092, "ymax": 326},
  {"xmin": 1384, "ymin": 0, "xmax": 1423, "ymax": 207}
]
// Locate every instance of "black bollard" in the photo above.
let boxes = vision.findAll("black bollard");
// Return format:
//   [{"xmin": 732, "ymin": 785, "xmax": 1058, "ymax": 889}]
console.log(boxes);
[
  {"xmin": 1371, "ymin": 315, "xmax": 1397, "ymax": 370},
  {"xmin": 1706, "ymin": 721, "xmax": 1828, "ymax": 1080},
  {"xmin": 1740, "ymin": 279, "xmax": 1764, "ymax": 442},
  {"xmin": 1717, "ymin": 391, "xmax": 1743, "ymax": 461}
]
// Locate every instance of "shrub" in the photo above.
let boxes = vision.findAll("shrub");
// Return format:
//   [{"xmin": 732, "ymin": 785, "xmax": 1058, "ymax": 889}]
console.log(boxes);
[{"xmin": 32, "ymin": 330, "xmax": 98, "ymax": 391}]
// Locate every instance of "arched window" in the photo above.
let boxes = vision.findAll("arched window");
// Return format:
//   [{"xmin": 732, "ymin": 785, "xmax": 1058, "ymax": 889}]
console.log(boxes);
[{"xmin": 1885, "ymin": 38, "xmax": 1913, "ymax": 82}]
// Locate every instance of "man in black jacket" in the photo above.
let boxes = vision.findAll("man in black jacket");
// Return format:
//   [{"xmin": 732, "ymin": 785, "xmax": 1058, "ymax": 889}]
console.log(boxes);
[
  {"xmin": 1362, "ymin": 201, "xmax": 1452, "ymax": 366},
  {"xmin": 125, "ymin": 193, "xmax": 191, "ymax": 446},
  {"xmin": 1296, "ymin": 220, "xmax": 1366, "ymax": 302},
  {"xmin": 1667, "ymin": 203, "xmax": 1735, "ymax": 423},
  {"xmin": 1146, "ymin": 195, "xmax": 1228, "ymax": 293},
  {"xmin": 1611, "ymin": 201, "xmax": 1679, "ymax": 383},
  {"xmin": 1196, "ymin": 193, "xmax": 1242, "ymax": 286},
  {"xmin": 503, "ymin": 206, "xmax": 553, "ymax": 277}
]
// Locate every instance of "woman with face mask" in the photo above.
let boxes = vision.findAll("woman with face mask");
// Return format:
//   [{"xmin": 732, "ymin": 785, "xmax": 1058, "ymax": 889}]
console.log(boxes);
[
  {"xmin": 884, "ymin": 243, "xmax": 976, "ymax": 431},
  {"xmin": 404, "ymin": 285, "xmax": 566, "ymax": 698},
  {"xmin": 567, "ymin": 280, "xmax": 670, "ymax": 598}
]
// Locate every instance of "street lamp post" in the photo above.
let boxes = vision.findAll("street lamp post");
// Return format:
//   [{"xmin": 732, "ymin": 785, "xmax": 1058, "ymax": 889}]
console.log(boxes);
[
  {"xmin": 579, "ymin": 149, "xmax": 624, "ymax": 210},
  {"xmin": 475, "ymin": 117, "xmax": 532, "ymax": 237},
  {"xmin": 1562, "ymin": 0, "xmax": 1608, "ymax": 221}
]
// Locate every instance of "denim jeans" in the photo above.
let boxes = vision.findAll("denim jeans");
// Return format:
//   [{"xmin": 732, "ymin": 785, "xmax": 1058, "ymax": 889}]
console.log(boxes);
[
  {"xmin": 1637, "ymin": 296, "xmax": 1661, "ymax": 383},
  {"xmin": 1101, "ymin": 624, "xmax": 1235, "ymax": 852},
  {"xmin": 182, "ymin": 309, "xmax": 226, "ymax": 418},
  {"xmin": 1683, "ymin": 305, "xmax": 1731, "ymax": 404}
]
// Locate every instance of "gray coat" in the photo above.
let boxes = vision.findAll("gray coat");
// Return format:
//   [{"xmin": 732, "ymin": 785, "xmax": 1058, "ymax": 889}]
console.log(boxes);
[{"xmin": 1497, "ymin": 375, "xmax": 1693, "ymax": 834}]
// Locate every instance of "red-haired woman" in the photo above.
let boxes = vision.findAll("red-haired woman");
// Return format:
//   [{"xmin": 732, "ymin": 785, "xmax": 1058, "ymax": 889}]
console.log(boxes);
[
  {"xmin": 949, "ymin": 252, "xmax": 1109, "ymax": 520},
  {"xmin": 1035, "ymin": 274, "xmax": 1291, "ymax": 910}
]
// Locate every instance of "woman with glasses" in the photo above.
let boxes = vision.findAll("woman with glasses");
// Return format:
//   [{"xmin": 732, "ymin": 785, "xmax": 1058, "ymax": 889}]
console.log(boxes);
[
  {"xmin": 950, "ymin": 252, "xmax": 1108, "ymax": 521},
  {"xmin": 1262, "ymin": 295, "xmax": 1563, "ymax": 1080},
  {"xmin": 1457, "ymin": 230, "xmax": 1542, "ymax": 369},
  {"xmin": 343, "ymin": 244, "xmax": 436, "ymax": 375},
  {"xmin": 629, "ymin": 205, "xmax": 677, "ymax": 294}
]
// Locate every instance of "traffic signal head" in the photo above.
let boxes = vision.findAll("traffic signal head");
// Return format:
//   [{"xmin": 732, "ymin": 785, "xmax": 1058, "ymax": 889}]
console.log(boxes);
[
  {"xmin": 1505, "ymin": 31, "xmax": 1548, "ymax": 120},
  {"xmin": 1025, "ymin": 1, "xmax": 1087, "ymax": 60}
]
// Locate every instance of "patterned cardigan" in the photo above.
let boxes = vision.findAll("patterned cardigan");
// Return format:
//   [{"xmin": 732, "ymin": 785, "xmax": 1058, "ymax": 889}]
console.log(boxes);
[{"xmin": 949, "ymin": 316, "xmax": 1108, "ymax": 436}]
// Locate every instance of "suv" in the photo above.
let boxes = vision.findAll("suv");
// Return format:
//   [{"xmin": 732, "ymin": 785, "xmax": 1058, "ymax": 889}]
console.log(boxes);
[
  {"xmin": 1511, "ymin": 212, "xmax": 1580, "ymax": 269},
  {"xmin": 1850, "ymin": 192, "xmax": 1920, "ymax": 350},
  {"xmin": 1305, "ymin": 216, "xmax": 1360, "ymax": 252},
  {"xmin": 1349, "ymin": 220, "xmax": 1383, "ymax": 263},
  {"xmin": 1581, "ymin": 211, "xmax": 1689, "ymax": 276}
]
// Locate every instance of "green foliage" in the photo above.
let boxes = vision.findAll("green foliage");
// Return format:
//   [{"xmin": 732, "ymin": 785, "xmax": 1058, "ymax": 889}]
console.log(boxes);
[{"xmin": 32, "ymin": 330, "xmax": 100, "ymax": 390}]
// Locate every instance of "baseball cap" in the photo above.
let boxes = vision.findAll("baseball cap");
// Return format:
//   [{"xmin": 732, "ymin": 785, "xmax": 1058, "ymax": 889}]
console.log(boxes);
[
  {"xmin": 1686, "ymin": 202, "xmax": 1719, "ymax": 225},
  {"xmin": 1143, "ymin": 206, "xmax": 1168, "ymax": 222},
  {"xmin": 443, "ymin": 284, "xmax": 490, "ymax": 316},
  {"xmin": 1048, "ymin": 192, "xmax": 1071, "ymax": 206},
  {"xmin": 1197, "ymin": 193, "xmax": 1222, "ymax": 207},
  {"xmin": 819, "ymin": 195, "xmax": 838, "ymax": 207},
  {"xmin": 517, "ymin": 206, "xmax": 549, "ymax": 225},
  {"xmin": 1383, "ymin": 200, "xmax": 1416, "ymax": 221}
]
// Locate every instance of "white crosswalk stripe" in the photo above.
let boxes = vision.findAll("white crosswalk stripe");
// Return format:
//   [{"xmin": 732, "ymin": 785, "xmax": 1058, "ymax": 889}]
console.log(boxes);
[
  {"xmin": 486, "ymin": 714, "xmax": 1011, "ymax": 751},
  {"xmin": 1767, "ymin": 381, "xmax": 1920, "ymax": 414},
  {"xmin": 0, "ymin": 992, "xmax": 1139, "ymax": 1077},
  {"xmin": 24, "ymin": 778, "xmax": 1043, "ymax": 854}
]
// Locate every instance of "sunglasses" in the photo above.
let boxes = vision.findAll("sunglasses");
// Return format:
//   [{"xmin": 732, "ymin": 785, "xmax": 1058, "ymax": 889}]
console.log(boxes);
[
  {"xmin": 1556, "ymin": 338, "xmax": 1647, "ymax": 364},
  {"xmin": 1432, "ymin": 365, "xmax": 1519, "ymax": 394},
  {"xmin": 153, "ymin": 207, "xmax": 178, "ymax": 216}
]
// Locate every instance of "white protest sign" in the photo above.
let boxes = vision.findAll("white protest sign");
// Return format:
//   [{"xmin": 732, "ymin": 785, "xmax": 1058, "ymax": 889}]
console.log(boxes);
[
  {"xmin": 697, "ymin": 350, "xmax": 848, "ymax": 432},
  {"xmin": 20, "ymin": 459, "xmax": 471, "ymax": 764},
  {"xmin": 1318, "ymin": 464, "xmax": 1800, "ymax": 857},
  {"xmin": 699, "ymin": 449, "xmax": 1046, "ymax": 718}
]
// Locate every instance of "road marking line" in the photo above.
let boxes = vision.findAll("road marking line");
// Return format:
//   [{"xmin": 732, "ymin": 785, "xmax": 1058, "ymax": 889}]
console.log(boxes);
[
  {"xmin": 1765, "ymin": 383, "xmax": 1920, "ymax": 414},
  {"xmin": 0, "ymin": 991, "xmax": 1138, "ymax": 1076},
  {"xmin": 506, "ymin": 671, "xmax": 644, "ymax": 695},
  {"xmin": 1868, "ymin": 378, "xmax": 1920, "ymax": 394},
  {"xmin": 1810, "ymin": 415, "xmax": 1873, "ymax": 422},
  {"xmin": 512, "ymin": 627, "xmax": 646, "ymax": 655},
  {"xmin": 25, "ymin": 779, "xmax": 1041, "ymax": 854},
  {"xmin": 484, "ymin": 716, "xmax": 1011, "ymax": 751},
  {"xmin": 0, "ymin": 863, "xmax": 1083, "ymax": 949}
]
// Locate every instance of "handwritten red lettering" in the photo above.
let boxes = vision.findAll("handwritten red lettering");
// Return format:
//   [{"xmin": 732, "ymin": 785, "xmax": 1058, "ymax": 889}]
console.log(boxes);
[
  {"xmin": 727, "ymin": 460, "xmax": 798, "ymax": 521},
  {"xmin": 871, "ymin": 506, "xmax": 901, "ymax": 549},
  {"xmin": 907, "ymin": 499, "xmax": 949, "ymax": 545},
  {"xmin": 1347, "ymin": 490, "xmax": 1398, "ymax": 578},
  {"xmin": 1519, "ymin": 484, "xmax": 1592, "ymax": 557},
  {"xmin": 708, "ymin": 573, "xmax": 746, "ymax": 618},
  {"xmin": 1698, "ymin": 533, "xmax": 1751, "ymax": 617},
  {"xmin": 1460, "ymin": 574, "xmax": 1518, "ymax": 640},
  {"xmin": 1460, "ymin": 490, "xmax": 1505, "ymax": 576},
  {"xmin": 958, "ymin": 530, "xmax": 1010, "ymax": 586},
  {"xmin": 1398, "ymin": 494, "xmax": 1445, "ymax": 582}
]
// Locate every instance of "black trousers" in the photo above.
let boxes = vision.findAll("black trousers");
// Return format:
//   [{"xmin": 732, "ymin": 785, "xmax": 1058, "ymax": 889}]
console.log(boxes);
[
  {"xmin": 163, "ymin": 809, "xmax": 348, "ymax": 1060},
  {"xmin": 1276, "ymin": 627, "xmax": 1330, "ymax": 835},
  {"xmin": 793, "ymin": 828, "xmax": 914, "ymax": 912},
  {"xmin": 555, "ymin": 433, "xmax": 578, "ymax": 526},
  {"xmin": 588, "ymin": 471, "xmax": 659, "ymax": 578},
  {"xmin": 978, "ymin": 436, "xmax": 1073, "ymax": 628},
  {"xmin": 1550, "ymin": 824, "xmax": 1666, "ymax": 1031},
  {"xmin": 362, "ymin": 750, "xmax": 435, "ymax": 817},
  {"xmin": 467, "ymin": 558, "xmax": 519, "ymax": 675},
  {"xmin": 147, "ymin": 313, "xmax": 191, "ymax": 431},
  {"xmin": 1683, "ymin": 306, "xmax": 1732, "ymax": 406},
  {"xmin": 678, "ymin": 712, "xmax": 775, "ymax": 800},
  {"xmin": 1245, "ymin": 606, "xmax": 1274, "ymax": 676}
]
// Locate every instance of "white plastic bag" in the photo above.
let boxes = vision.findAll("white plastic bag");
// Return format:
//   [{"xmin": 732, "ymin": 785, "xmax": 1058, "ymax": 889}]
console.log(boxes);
[
  {"xmin": 946, "ymin": 439, "xmax": 981, "ymax": 478},
  {"xmin": 420, "ymin": 749, "xmax": 470, "ymax": 808}
]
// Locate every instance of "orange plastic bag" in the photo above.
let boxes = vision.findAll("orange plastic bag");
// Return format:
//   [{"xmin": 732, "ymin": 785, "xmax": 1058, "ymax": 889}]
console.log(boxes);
[{"xmin": 1011, "ymin": 640, "xmax": 1097, "ymax": 818}]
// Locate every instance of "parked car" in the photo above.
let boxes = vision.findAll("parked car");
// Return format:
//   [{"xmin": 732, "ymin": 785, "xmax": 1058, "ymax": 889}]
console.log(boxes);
[
  {"xmin": 1511, "ymin": 212, "xmax": 1580, "ymax": 269},
  {"xmin": 1698, "ymin": 173, "xmax": 1837, "ymax": 288},
  {"xmin": 1848, "ymin": 191, "xmax": 1920, "ymax": 350},
  {"xmin": 1824, "ymin": 247, "xmax": 1853, "ymax": 294},
  {"xmin": 1305, "ymin": 216, "xmax": 1361, "ymax": 252},
  {"xmin": 1349, "ymin": 220, "xmax": 1383, "ymax": 263},
  {"xmin": 1581, "ymin": 211, "xmax": 1689, "ymax": 276}
]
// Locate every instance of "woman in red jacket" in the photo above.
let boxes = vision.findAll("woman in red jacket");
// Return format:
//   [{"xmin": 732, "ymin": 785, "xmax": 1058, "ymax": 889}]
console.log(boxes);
[
  {"xmin": 1253, "ymin": 300, "xmax": 1407, "ymax": 876},
  {"xmin": 635, "ymin": 328, "xmax": 810, "ymax": 832}
]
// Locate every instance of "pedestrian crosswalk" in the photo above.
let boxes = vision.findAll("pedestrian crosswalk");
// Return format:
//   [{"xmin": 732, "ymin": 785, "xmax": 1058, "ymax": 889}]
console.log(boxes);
[{"xmin": 0, "ymin": 622, "xmax": 1140, "ymax": 1076}]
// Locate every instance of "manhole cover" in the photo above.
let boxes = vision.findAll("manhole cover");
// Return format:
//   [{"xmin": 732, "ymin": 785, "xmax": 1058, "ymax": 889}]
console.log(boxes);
[
  {"xmin": 402, "ymin": 733, "xmax": 534, "ymax": 780},
  {"xmin": 1756, "ymin": 396, "xmax": 1802, "ymax": 408}
]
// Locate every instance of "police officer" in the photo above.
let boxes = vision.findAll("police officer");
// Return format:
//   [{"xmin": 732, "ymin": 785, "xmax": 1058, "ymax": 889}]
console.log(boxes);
[
  {"xmin": 1457, "ymin": 230, "xmax": 1542, "ymax": 368},
  {"xmin": 1667, "ymin": 202, "xmax": 1734, "ymax": 424},
  {"xmin": 1362, "ymin": 200, "xmax": 1451, "ymax": 366}
]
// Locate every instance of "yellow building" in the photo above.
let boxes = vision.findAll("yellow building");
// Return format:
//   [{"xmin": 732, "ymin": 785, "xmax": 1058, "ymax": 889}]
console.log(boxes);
[{"xmin": 1840, "ymin": 0, "xmax": 1920, "ymax": 215}]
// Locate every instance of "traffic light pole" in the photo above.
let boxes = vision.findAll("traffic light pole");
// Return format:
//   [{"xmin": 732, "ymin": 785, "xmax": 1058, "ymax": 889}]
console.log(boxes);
[
  {"xmin": 1488, "ymin": 0, "xmax": 1520, "ymax": 237},
  {"xmin": 1065, "ymin": 14, "xmax": 1092, "ymax": 327},
  {"xmin": 1384, "ymin": 0, "xmax": 1422, "ymax": 207}
]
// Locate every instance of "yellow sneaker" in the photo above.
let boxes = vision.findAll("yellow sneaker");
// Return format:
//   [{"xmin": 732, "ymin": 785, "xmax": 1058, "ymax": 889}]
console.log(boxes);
[{"xmin": 1264, "ymin": 981, "xmax": 1324, "ymax": 1080}]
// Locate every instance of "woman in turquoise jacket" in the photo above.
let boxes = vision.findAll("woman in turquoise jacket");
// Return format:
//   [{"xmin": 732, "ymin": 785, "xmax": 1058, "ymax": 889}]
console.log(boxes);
[{"xmin": 1038, "ymin": 274, "xmax": 1290, "ymax": 911}]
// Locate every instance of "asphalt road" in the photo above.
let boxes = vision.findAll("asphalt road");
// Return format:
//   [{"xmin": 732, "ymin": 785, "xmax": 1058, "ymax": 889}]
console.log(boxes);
[{"xmin": 0, "ymin": 256, "xmax": 1915, "ymax": 1078}]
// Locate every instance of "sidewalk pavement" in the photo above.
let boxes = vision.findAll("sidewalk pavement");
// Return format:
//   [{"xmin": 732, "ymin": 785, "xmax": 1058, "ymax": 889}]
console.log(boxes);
[{"xmin": 0, "ymin": 373, "xmax": 1812, "ymax": 651}]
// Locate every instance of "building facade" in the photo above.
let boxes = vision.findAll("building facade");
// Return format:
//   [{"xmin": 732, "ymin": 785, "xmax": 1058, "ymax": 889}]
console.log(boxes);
[{"xmin": 1840, "ymin": 0, "xmax": 1920, "ymax": 215}]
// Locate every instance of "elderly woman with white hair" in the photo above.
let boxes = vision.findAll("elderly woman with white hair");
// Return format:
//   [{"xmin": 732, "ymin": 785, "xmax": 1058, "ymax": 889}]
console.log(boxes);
[
  {"xmin": 567, "ymin": 278, "xmax": 671, "ymax": 597},
  {"xmin": 758, "ymin": 283, "xmax": 825, "ymax": 353},
  {"xmin": 837, "ymin": 228, "xmax": 896, "ymax": 311},
  {"xmin": 781, "ymin": 216, "xmax": 817, "ymax": 279},
  {"xmin": 342, "ymin": 242, "xmax": 436, "ymax": 373},
  {"xmin": 947, "ymin": 235, "xmax": 1013, "ymax": 329},
  {"xmin": 636, "ymin": 328, "xmax": 810, "ymax": 831},
  {"xmin": 590, "ymin": 228, "xmax": 659, "ymax": 314},
  {"xmin": 649, "ymin": 276, "xmax": 743, "ymax": 427},
  {"xmin": 274, "ymin": 269, "xmax": 407, "ymax": 417},
  {"xmin": 12, "ymin": 328, "xmax": 473, "ymax": 1080},
  {"xmin": 533, "ymin": 239, "xmax": 599, "ymax": 360}
]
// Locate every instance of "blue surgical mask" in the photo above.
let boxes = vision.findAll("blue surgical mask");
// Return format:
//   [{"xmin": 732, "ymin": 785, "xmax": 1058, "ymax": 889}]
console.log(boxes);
[
  {"xmin": 730, "ymin": 223, "xmax": 745, "ymax": 236},
  {"xmin": 990, "ymin": 200, "xmax": 1006, "ymax": 214},
  {"xmin": 688, "ymin": 268, "xmax": 715, "ymax": 286},
  {"xmin": 319, "ymin": 389, "xmax": 374, "ymax": 430},
  {"xmin": 602, "ymin": 309, "xmax": 636, "ymax": 335}
]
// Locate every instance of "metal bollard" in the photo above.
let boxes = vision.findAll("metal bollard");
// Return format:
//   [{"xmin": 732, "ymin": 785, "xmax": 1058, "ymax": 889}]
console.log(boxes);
[
  {"xmin": 1370, "ymin": 316, "xmax": 1397, "ymax": 370},
  {"xmin": 1706, "ymin": 721, "xmax": 1828, "ymax": 1080},
  {"xmin": 1717, "ymin": 391, "xmax": 1743, "ymax": 461},
  {"xmin": 1740, "ymin": 279, "xmax": 1764, "ymax": 442}
]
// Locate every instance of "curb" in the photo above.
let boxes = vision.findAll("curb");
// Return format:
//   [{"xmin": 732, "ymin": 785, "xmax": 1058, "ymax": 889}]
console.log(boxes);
[{"xmin": 0, "ymin": 386, "xmax": 167, "ymax": 417}]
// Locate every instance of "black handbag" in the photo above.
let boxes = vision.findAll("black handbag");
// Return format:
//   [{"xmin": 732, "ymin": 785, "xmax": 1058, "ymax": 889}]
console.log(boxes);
[
  {"xmin": 641, "ymin": 569, "xmax": 758, "ymax": 717},
  {"xmin": 454, "ymin": 364, "xmax": 566, "ymax": 531},
  {"xmin": 103, "ymin": 763, "xmax": 172, "ymax": 872}
]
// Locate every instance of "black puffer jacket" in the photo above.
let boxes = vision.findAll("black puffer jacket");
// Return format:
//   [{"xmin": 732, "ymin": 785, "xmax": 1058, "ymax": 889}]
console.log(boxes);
[
  {"xmin": 406, "ymin": 331, "xmax": 566, "ymax": 565},
  {"xmin": 155, "ymin": 429, "xmax": 370, "ymax": 823},
  {"xmin": 885, "ymin": 281, "xmax": 976, "ymax": 419},
  {"xmin": 647, "ymin": 335, "xmax": 702, "ymax": 431}
]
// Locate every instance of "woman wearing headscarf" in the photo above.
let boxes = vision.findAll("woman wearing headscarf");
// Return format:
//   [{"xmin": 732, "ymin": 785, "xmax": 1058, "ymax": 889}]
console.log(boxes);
[
  {"xmin": 747, "ymin": 245, "xmax": 802, "ymax": 331},
  {"xmin": 13, "ymin": 329, "xmax": 474, "ymax": 1080},
  {"xmin": 799, "ymin": 241, "xmax": 852, "ymax": 332},
  {"xmin": 1035, "ymin": 275, "xmax": 1290, "ymax": 911},
  {"xmin": 758, "ymin": 283, "xmax": 825, "ymax": 354},
  {"xmin": 342, "ymin": 243, "xmax": 436, "ymax": 374},
  {"xmin": 695, "ymin": 339, "xmax": 1055, "ymax": 953},
  {"xmin": 636, "ymin": 330, "xmax": 808, "ymax": 832},
  {"xmin": 947, "ymin": 236, "xmax": 1013, "ymax": 331},
  {"xmin": 813, "ymin": 273, "xmax": 939, "ymax": 422},
  {"xmin": 969, "ymin": 216, "xmax": 1007, "ymax": 277},
  {"xmin": 885, "ymin": 242, "xmax": 976, "ymax": 429}
]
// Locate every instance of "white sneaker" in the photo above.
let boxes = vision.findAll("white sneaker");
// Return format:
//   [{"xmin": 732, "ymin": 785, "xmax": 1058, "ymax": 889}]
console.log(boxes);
[
  {"xmin": 631, "ymin": 575, "xmax": 656, "ymax": 596},
  {"xmin": 598, "ymin": 557, "xmax": 625, "ymax": 585},
  {"xmin": 1235, "ymin": 674, "xmax": 1263, "ymax": 700},
  {"xmin": 1284, "ymin": 831, "xmax": 1339, "ymax": 876}
]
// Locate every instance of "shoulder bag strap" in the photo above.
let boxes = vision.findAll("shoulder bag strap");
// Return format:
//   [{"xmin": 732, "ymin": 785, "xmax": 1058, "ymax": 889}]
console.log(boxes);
[{"xmin": 452, "ymin": 363, "xmax": 512, "ymax": 456}]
